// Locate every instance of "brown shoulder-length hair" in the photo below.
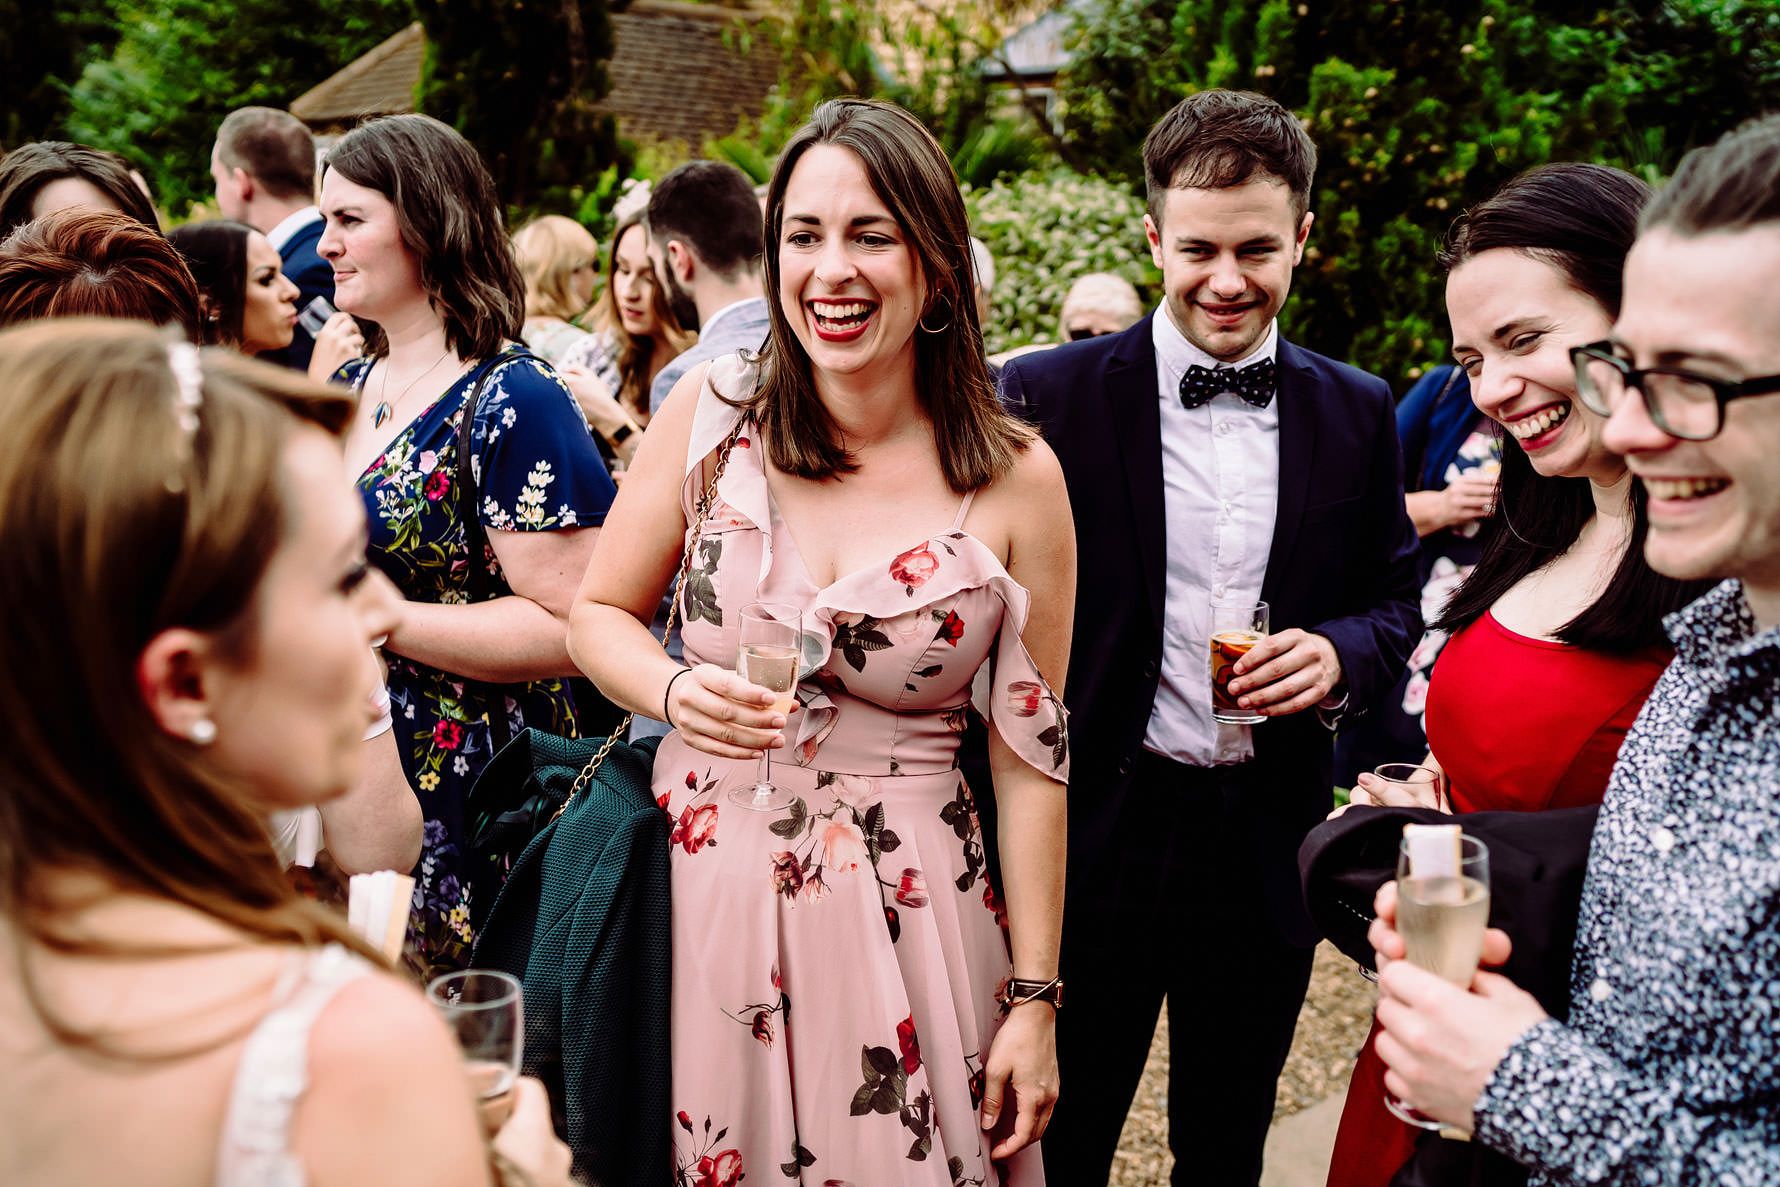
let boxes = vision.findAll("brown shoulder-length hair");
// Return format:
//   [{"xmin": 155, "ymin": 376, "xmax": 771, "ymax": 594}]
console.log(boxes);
[
  {"xmin": 748, "ymin": 98, "xmax": 1030, "ymax": 493},
  {"xmin": 590, "ymin": 211, "xmax": 694, "ymax": 419},
  {"xmin": 0, "ymin": 208, "xmax": 205, "ymax": 341},
  {"xmin": 0, "ymin": 140, "xmax": 161, "ymax": 241},
  {"xmin": 0, "ymin": 320, "xmax": 379, "ymax": 1041},
  {"xmin": 322, "ymin": 115, "xmax": 523, "ymax": 361}
]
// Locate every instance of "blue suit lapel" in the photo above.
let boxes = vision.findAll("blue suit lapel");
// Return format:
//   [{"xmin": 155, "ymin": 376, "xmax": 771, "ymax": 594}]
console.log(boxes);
[
  {"xmin": 1106, "ymin": 315, "xmax": 1167, "ymax": 637},
  {"xmin": 1261, "ymin": 339, "xmax": 1317, "ymax": 607}
]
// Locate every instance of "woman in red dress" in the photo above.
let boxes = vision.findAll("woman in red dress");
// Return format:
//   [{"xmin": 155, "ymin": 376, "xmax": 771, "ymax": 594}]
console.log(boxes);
[{"xmin": 1326, "ymin": 164, "xmax": 1714, "ymax": 1186}]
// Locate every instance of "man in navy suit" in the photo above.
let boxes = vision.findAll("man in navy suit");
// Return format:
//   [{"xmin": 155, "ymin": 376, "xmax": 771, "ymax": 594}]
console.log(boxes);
[
  {"xmin": 212, "ymin": 107, "xmax": 331, "ymax": 371},
  {"xmin": 998, "ymin": 90, "xmax": 1420, "ymax": 1184}
]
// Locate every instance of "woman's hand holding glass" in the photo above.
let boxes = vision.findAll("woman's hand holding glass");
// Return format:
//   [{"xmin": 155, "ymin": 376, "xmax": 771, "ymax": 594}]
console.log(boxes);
[{"xmin": 665, "ymin": 662, "xmax": 795, "ymax": 762}]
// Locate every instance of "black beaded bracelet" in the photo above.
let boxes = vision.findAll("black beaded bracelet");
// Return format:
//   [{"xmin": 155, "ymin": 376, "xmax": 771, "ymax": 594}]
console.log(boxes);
[{"xmin": 662, "ymin": 667, "xmax": 693, "ymax": 727}]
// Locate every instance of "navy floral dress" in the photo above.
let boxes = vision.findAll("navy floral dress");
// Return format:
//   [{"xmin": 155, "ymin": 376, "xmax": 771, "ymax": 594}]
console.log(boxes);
[{"xmin": 343, "ymin": 350, "xmax": 615, "ymax": 976}]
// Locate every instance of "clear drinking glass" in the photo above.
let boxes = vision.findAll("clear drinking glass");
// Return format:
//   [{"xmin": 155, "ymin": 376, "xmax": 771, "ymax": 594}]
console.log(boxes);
[
  {"xmin": 1210, "ymin": 600, "xmax": 1269, "ymax": 724},
  {"xmin": 427, "ymin": 969, "xmax": 523, "ymax": 1106},
  {"xmin": 1384, "ymin": 832, "xmax": 1491, "ymax": 1130},
  {"xmin": 1372, "ymin": 762, "xmax": 1451, "ymax": 812},
  {"xmin": 729, "ymin": 601, "xmax": 803, "ymax": 810}
]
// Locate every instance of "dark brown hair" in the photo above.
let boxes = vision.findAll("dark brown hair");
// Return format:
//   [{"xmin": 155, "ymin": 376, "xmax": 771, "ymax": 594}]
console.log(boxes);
[
  {"xmin": 168, "ymin": 219, "xmax": 255, "ymax": 346},
  {"xmin": 0, "ymin": 141, "xmax": 161, "ymax": 241},
  {"xmin": 646, "ymin": 159, "xmax": 763, "ymax": 280},
  {"xmin": 0, "ymin": 207, "xmax": 204, "ymax": 341},
  {"xmin": 1642, "ymin": 112, "xmax": 1780, "ymax": 237},
  {"xmin": 322, "ymin": 115, "xmax": 523, "ymax": 360},
  {"xmin": 590, "ymin": 211, "xmax": 695, "ymax": 419},
  {"xmin": 1434, "ymin": 163, "xmax": 1711, "ymax": 650},
  {"xmin": 1142, "ymin": 90, "xmax": 1317, "ymax": 226},
  {"xmin": 748, "ymin": 98, "xmax": 1029, "ymax": 492},
  {"xmin": 215, "ymin": 106, "xmax": 316, "ymax": 202},
  {"xmin": 0, "ymin": 321, "xmax": 376, "ymax": 1044}
]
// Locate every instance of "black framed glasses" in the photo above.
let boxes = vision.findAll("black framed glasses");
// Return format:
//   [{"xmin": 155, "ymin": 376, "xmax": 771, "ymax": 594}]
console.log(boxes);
[{"xmin": 1571, "ymin": 340, "xmax": 1780, "ymax": 441}]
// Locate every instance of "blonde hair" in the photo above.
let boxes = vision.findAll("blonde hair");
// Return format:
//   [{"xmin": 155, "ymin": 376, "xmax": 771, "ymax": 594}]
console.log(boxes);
[{"xmin": 513, "ymin": 214, "xmax": 598, "ymax": 322}]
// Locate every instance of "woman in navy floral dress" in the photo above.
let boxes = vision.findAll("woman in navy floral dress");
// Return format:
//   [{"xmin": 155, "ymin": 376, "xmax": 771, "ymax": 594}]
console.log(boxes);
[{"xmin": 321, "ymin": 116, "xmax": 615, "ymax": 976}]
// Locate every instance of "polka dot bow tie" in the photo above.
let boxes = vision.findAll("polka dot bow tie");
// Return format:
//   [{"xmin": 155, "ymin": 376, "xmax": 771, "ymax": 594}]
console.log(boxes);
[{"xmin": 1179, "ymin": 359, "xmax": 1278, "ymax": 410}]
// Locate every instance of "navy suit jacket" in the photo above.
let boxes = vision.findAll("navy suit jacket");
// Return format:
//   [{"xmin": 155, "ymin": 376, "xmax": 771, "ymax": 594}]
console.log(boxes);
[
  {"xmin": 261, "ymin": 216, "xmax": 332, "ymax": 372},
  {"xmin": 996, "ymin": 314, "xmax": 1421, "ymax": 944}
]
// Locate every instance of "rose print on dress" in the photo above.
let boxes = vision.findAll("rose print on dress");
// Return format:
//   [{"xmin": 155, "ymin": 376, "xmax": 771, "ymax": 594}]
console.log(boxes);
[
  {"xmin": 725, "ymin": 962, "xmax": 790, "ymax": 1049},
  {"xmin": 674, "ymin": 1113, "xmax": 743, "ymax": 1187},
  {"xmin": 833, "ymin": 614, "xmax": 893, "ymax": 672},
  {"xmin": 849, "ymin": 1019, "xmax": 936, "ymax": 1162},
  {"xmin": 889, "ymin": 543, "xmax": 941, "ymax": 595},
  {"xmin": 671, "ymin": 768, "xmax": 723, "ymax": 856},
  {"xmin": 932, "ymin": 607, "xmax": 965, "ymax": 646}
]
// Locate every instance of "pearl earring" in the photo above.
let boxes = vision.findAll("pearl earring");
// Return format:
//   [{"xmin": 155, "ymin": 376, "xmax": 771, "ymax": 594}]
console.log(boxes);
[{"xmin": 189, "ymin": 719, "xmax": 217, "ymax": 745}]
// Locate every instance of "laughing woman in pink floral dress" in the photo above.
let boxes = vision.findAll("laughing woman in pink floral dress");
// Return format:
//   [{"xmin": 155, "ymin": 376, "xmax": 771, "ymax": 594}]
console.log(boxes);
[{"xmin": 571, "ymin": 100, "xmax": 1073, "ymax": 1186}]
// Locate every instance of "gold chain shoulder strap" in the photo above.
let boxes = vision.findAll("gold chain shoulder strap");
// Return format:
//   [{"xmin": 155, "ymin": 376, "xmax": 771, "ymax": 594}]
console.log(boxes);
[{"xmin": 556, "ymin": 415, "xmax": 750, "ymax": 816}]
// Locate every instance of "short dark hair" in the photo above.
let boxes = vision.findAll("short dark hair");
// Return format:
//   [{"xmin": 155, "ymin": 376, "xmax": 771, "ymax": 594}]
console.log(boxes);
[
  {"xmin": 1433, "ymin": 164, "xmax": 1712, "ymax": 650},
  {"xmin": 743, "ymin": 98, "xmax": 1030, "ymax": 493},
  {"xmin": 1142, "ymin": 90, "xmax": 1317, "ymax": 226},
  {"xmin": 1642, "ymin": 112, "xmax": 1780, "ymax": 238},
  {"xmin": 647, "ymin": 160, "xmax": 763, "ymax": 280},
  {"xmin": 168, "ymin": 219, "xmax": 255, "ymax": 345},
  {"xmin": 0, "ymin": 208, "xmax": 204, "ymax": 340},
  {"xmin": 322, "ymin": 115, "xmax": 523, "ymax": 361},
  {"xmin": 215, "ymin": 107, "xmax": 316, "ymax": 203},
  {"xmin": 1439, "ymin": 162, "xmax": 1650, "ymax": 319},
  {"xmin": 0, "ymin": 141, "xmax": 161, "ymax": 241}
]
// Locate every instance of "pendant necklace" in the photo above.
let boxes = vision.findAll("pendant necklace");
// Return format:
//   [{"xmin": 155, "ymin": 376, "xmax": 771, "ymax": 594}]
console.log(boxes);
[{"xmin": 371, "ymin": 349, "xmax": 453, "ymax": 429}]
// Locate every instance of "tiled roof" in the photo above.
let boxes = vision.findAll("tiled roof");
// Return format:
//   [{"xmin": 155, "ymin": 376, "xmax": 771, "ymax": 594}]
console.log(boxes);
[
  {"xmin": 599, "ymin": 1, "xmax": 782, "ymax": 148},
  {"xmin": 290, "ymin": 22, "xmax": 423, "ymax": 125},
  {"xmin": 289, "ymin": 3, "xmax": 781, "ymax": 150}
]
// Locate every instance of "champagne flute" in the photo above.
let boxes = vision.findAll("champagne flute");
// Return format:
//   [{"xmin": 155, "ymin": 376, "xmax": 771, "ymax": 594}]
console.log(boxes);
[
  {"xmin": 1384, "ymin": 829, "xmax": 1491, "ymax": 1130},
  {"xmin": 427, "ymin": 969, "xmax": 523, "ymax": 1110},
  {"xmin": 729, "ymin": 601, "xmax": 803, "ymax": 810}
]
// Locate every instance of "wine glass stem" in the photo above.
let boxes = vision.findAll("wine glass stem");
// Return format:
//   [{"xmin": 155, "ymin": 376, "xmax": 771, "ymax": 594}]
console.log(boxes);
[{"xmin": 758, "ymin": 743, "xmax": 772, "ymax": 794}]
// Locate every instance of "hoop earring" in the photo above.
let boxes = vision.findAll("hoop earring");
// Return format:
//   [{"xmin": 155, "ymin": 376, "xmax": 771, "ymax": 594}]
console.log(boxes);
[{"xmin": 918, "ymin": 304, "xmax": 952, "ymax": 334}]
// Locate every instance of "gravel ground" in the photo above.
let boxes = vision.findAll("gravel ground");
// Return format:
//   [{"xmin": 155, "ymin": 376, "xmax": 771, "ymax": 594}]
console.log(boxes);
[{"xmin": 1108, "ymin": 941, "xmax": 1376, "ymax": 1186}]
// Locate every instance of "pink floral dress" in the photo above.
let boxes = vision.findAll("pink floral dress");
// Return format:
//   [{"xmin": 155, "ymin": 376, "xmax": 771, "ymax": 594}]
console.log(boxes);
[{"xmin": 658, "ymin": 357, "xmax": 1069, "ymax": 1187}]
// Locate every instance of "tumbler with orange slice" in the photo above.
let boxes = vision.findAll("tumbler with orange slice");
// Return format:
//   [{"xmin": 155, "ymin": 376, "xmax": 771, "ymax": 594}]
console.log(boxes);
[{"xmin": 1210, "ymin": 601, "xmax": 1269, "ymax": 725}]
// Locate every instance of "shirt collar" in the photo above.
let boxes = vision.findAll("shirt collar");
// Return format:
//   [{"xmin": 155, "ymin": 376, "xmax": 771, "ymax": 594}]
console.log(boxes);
[
  {"xmin": 700, "ymin": 296, "xmax": 765, "ymax": 337},
  {"xmin": 264, "ymin": 206, "xmax": 321, "ymax": 252},
  {"xmin": 1151, "ymin": 304, "xmax": 1278, "ymax": 395},
  {"xmin": 1667, "ymin": 579, "xmax": 1780, "ymax": 668}
]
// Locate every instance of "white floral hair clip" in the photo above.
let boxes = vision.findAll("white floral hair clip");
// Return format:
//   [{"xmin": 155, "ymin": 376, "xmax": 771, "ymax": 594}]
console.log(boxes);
[
  {"xmin": 164, "ymin": 339, "xmax": 204, "ymax": 493},
  {"xmin": 612, "ymin": 177, "xmax": 653, "ymax": 224}
]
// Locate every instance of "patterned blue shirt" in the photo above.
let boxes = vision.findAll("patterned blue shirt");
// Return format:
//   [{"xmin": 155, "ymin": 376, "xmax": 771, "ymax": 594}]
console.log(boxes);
[{"xmin": 1475, "ymin": 580, "xmax": 1780, "ymax": 1183}]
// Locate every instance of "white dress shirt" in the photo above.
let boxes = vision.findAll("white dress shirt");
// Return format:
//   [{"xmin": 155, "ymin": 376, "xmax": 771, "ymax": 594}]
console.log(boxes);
[
  {"xmin": 264, "ymin": 205, "xmax": 322, "ymax": 253},
  {"xmin": 1143, "ymin": 308, "xmax": 1280, "ymax": 766}
]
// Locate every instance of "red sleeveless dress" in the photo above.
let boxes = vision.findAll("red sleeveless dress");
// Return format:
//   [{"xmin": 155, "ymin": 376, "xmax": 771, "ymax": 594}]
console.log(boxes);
[{"xmin": 1326, "ymin": 611, "xmax": 1669, "ymax": 1187}]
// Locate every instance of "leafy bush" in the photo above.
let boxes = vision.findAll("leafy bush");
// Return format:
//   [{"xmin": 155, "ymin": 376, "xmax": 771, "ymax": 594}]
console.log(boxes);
[
  {"xmin": 1054, "ymin": 0, "xmax": 1780, "ymax": 383},
  {"xmin": 966, "ymin": 169, "xmax": 1160, "ymax": 355}
]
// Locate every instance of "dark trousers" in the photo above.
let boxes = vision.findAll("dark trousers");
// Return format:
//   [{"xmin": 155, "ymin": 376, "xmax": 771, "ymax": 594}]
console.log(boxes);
[{"xmin": 1043, "ymin": 750, "xmax": 1316, "ymax": 1186}]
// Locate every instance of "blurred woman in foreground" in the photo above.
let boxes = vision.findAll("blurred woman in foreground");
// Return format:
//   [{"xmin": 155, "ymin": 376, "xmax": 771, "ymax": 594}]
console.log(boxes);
[{"xmin": 0, "ymin": 320, "xmax": 568, "ymax": 1186}]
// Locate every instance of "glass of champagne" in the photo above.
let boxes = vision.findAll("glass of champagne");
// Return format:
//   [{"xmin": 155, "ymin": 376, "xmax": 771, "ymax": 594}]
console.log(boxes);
[
  {"xmin": 427, "ymin": 969, "xmax": 523, "ymax": 1110},
  {"xmin": 729, "ymin": 601, "xmax": 803, "ymax": 810},
  {"xmin": 1210, "ymin": 600, "xmax": 1269, "ymax": 724},
  {"xmin": 1372, "ymin": 762, "xmax": 1450, "ymax": 812},
  {"xmin": 1384, "ymin": 828, "xmax": 1491, "ymax": 1129}
]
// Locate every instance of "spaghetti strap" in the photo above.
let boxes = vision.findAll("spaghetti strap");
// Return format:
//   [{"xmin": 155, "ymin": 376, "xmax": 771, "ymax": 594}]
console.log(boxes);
[{"xmin": 951, "ymin": 490, "xmax": 977, "ymax": 531}]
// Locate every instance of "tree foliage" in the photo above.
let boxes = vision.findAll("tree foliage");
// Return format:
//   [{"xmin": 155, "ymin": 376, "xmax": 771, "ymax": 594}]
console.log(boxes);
[
  {"xmin": 1055, "ymin": 0, "xmax": 1780, "ymax": 382},
  {"xmin": 0, "ymin": 0, "xmax": 117, "ymax": 151},
  {"xmin": 415, "ymin": 0, "xmax": 628, "ymax": 213},
  {"xmin": 64, "ymin": 0, "xmax": 414, "ymax": 216}
]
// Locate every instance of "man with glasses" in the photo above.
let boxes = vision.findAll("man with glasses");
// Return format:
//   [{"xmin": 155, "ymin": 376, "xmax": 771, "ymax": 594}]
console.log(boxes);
[{"xmin": 1364, "ymin": 114, "xmax": 1780, "ymax": 1183}]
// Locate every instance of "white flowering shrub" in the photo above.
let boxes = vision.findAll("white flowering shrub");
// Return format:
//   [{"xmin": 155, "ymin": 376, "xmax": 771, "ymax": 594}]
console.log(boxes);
[{"xmin": 966, "ymin": 170, "xmax": 1161, "ymax": 355}]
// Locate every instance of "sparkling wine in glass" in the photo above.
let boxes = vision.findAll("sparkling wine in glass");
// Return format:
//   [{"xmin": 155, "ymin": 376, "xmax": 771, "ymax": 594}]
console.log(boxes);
[
  {"xmin": 1384, "ymin": 828, "xmax": 1491, "ymax": 1130},
  {"xmin": 427, "ymin": 969, "xmax": 523, "ymax": 1107},
  {"xmin": 729, "ymin": 601, "xmax": 803, "ymax": 810}
]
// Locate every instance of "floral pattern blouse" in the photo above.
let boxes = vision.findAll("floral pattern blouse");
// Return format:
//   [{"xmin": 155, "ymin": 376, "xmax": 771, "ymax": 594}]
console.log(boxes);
[{"xmin": 343, "ymin": 349, "xmax": 615, "ymax": 976}]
